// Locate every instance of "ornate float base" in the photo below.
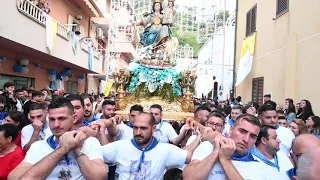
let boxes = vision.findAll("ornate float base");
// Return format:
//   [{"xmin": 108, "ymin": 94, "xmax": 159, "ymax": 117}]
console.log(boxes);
[{"xmin": 116, "ymin": 96, "xmax": 193, "ymax": 122}]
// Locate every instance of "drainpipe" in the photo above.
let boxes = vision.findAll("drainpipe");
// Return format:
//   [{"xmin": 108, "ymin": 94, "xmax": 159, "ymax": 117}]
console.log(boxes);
[{"xmin": 232, "ymin": 0, "xmax": 239, "ymax": 98}]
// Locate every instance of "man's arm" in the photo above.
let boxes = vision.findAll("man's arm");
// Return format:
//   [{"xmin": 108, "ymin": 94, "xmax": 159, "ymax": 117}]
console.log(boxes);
[
  {"xmin": 73, "ymin": 133, "xmax": 107, "ymax": 180},
  {"xmin": 74, "ymin": 151, "xmax": 107, "ymax": 180},
  {"xmin": 182, "ymin": 128, "xmax": 202, "ymax": 163},
  {"xmin": 94, "ymin": 121, "xmax": 109, "ymax": 145},
  {"xmin": 183, "ymin": 148, "xmax": 219, "ymax": 179},
  {"xmin": 99, "ymin": 119, "xmax": 119, "ymax": 137},
  {"xmin": 218, "ymin": 139, "xmax": 243, "ymax": 180},
  {"xmin": 22, "ymin": 121, "xmax": 43, "ymax": 152},
  {"xmin": 8, "ymin": 162, "xmax": 33, "ymax": 180},
  {"xmin": 16, "ymin": 147, "xmax": 69, "ymax": 180}
]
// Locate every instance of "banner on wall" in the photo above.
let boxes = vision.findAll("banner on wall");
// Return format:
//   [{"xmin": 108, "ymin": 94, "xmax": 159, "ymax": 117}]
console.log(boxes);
[
  {"xmin": 235, "ymin": 32, "xmax": 257, "ymax": 86},
  {"xmin": 104, "ymin": 82, "xmax": 113, "ymax": 96},
  {"xmin": 45, "ymin": 14, "xmax": 58, "ymax": 55}
]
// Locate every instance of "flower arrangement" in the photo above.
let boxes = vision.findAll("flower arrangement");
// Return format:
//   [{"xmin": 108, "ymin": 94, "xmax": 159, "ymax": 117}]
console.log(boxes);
[{"xmin": 128, "ymin": 62, "xmax": 182, "ymax": 101}]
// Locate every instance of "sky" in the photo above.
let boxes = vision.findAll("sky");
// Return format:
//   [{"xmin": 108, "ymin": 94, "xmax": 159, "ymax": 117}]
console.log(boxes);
[{"xmin": 176, "ymin": 0, "xmax": 236, "ymax": 12}]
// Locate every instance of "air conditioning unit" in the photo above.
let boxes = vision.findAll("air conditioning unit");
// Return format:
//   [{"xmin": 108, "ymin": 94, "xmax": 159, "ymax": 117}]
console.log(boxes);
[{"xmin": 96, "ymin": 28, "xmax": 103, "ymax": 39}]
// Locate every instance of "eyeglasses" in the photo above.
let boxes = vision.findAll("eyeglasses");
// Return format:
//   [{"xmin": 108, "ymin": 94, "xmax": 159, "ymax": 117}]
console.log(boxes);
[{"xmin": 206, "ymin": 121, "xmax": 223, "ymax": 128}]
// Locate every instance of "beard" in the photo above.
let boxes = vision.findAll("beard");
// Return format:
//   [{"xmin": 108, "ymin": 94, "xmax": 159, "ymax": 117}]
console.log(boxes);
[
  {"xmin": 134, "ymin": 134, "xmax": 153, "ymax": 146},
  {"xmin": 84, "ymin": 110, "xmax": 92, "ymax": 118}
]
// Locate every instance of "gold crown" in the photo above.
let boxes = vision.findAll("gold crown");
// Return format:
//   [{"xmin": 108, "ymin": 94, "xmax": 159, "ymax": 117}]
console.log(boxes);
[{"xmin": 152, "ymin": 0, "xmax": 164, "ymax": 3}]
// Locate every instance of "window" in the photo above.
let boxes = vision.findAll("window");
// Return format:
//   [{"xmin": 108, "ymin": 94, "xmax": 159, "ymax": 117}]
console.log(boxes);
[
  {"xmin": 0, "ymin": 74, "xmax": 34, "ymax": 90},
  {"xmin": 252, "ymin": 77, "xmax": 264, "ymax": 105},
  {"xmin": 68, "ymin": 15, "xmax": 85, "ymax": 38},
  {"xmin": 246, "ymin": 5, "xmax": 257, "ymax": 37},
  {"xmin": 276, "ymin": 0, "xmax": 289, "ymax": 17}
]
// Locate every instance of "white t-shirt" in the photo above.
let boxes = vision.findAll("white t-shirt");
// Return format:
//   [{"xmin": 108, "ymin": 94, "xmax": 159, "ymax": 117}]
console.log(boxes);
[
  {"xmin": 276, "ymin": 126, "xmax": 295, "ymax": 156},
  {"xmin": 114, "ymin": 124, "xmax": 133, "ymax": 140},
  {"xmin": 16, "ymin": 99, "xmax": 23, "ymax": 112},
  {"xmin": 23, "ymin": 137, "xmax": 103, "ymax": 180},
  {"xmin": 252, "ymin": 152, "xmax": 293, "ymax": 173},
  {"xmin": 101, "ymin": 140, "xmax": 188, "ymax": 180},
  {"xmin": 154, "ymin": 121, "xmax": 178, "ymax": 143},
  {"xmin": 191, "ymin": 141, "xmax": 289, "ymax": 180},
  {"xmin": 21, "ymin": 124, "xmax": 52, "ymax": 148},
  {"xmin": 186, "ymin": 135, "xmax": 198, "ymax": 146}
]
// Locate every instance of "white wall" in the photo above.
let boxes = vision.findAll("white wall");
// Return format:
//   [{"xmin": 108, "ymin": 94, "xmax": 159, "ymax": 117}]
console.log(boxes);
[{"xmin": 195, "ymin": 26, "xmax": 235, "ymax": 100}]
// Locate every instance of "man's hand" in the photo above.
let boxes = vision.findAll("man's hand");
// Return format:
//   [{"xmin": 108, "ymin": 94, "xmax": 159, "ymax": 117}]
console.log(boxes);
[
  {"xmin": 73, "ymin": 131, "xmax": 87, "ymax": 152},
  {"xmin": 58, "ymin": 131, "xmax": 78, "ymax": 151},
  {"xmin": 94, "ymin": 120, "xmax": 107, "ymax": 134},
  {"xmin": 246, "ymin": 107, "xmax": 256, "ymax": 115},
  {"xmin": 78, "ymin": 126, "xmax": 98, "ymax": 138},
  {"xmin": 218, "ymin": 138, "xmax": 236, "ymax": 161},
  {"xmin": 32, "ymin": 120, "xmax": 43, "ymax": 132},
  {"xmin": 202, "ymin": 127, "xmax": 214, "ymax": 135}
]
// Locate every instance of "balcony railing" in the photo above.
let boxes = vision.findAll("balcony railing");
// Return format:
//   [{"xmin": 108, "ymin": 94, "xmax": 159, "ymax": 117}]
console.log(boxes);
[
  {"xmin": 17, "ymin": 0, "xmax": 69, "ymax": 40},
  {"xmin": 16, "ymin": 0, "xmax": 102, "ymax": 58}
]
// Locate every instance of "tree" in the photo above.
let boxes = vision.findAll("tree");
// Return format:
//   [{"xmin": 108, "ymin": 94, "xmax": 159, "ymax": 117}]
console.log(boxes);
[{"xmin": 171, "ymin": 28, "xmax": 204, "ymax": 57}]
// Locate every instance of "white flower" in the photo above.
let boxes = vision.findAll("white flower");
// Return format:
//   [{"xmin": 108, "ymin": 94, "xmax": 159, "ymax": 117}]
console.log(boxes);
[
  {"xmin": 128, "ymin": 62, "xmax": 138, "ymax": 71},
  {"xmin": 139, "ymin": 73, "xmax": 147, "ymax": 82},
  {"xmin": 148, "ymin": 83, "xmax": 158, "ymax": 93},
  {"xmin": 165, "ymin": 74, "xmax": 172, "ymax": 83}
]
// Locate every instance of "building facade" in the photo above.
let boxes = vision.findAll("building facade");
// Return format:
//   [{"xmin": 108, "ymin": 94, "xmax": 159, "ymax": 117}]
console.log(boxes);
[
  {"xmin": 235, "ymin": 0, "xmax": 320, "ymax": 114},
  {"xmin": 0, "ymin": 0, "xmax": 136, "ymax": 94},
  {"xmin": 1, "ymin": 0, "xmax": 108, "ymax": 92}
]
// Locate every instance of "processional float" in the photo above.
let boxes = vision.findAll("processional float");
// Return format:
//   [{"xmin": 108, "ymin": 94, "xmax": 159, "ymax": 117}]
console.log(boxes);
[{"xmin": 113, "ymin": 0, "xmax": 196, "ymax": 121}]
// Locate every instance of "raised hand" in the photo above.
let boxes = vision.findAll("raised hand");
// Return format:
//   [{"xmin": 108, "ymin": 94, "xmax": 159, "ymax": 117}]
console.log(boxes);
[
  {"xmin": 58, "ymin": 131, "xmax": 78, "ymax": 150},
  {"xmin": 94, "ymin": 120, "xmax": 106, "ymax": 133},
  {"xmin": 32, "ymin": 120, "xmax": 43, "ymax": 132},
  {"xmin": 218, "ymin": 138, "xmax": 236, "ymax": 160},
  {"xmin": 202, "ymin": 127, "xmax": 214, "ymax": 135},
  {"xmin": 73, "ymin": 131, "xmax": 87, "ymax": 151},
  {"xmin": 78, "ymin": 126, "xmax": 98, "ymax": 138}
]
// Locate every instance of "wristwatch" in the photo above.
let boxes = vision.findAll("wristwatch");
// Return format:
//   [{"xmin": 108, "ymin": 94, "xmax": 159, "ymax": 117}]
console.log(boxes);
[{"xmin": 75, "ymin": 150, "xmax": 86, "ymax": 159}]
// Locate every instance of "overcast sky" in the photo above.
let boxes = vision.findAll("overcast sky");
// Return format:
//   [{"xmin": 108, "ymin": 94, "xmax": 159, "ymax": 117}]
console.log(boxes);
[{"xmin": 175, "ymin": 0, "xmax": 236, "ymax": 12}]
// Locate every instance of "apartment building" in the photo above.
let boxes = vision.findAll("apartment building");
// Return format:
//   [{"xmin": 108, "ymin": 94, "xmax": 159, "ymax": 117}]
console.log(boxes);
[
  {"xmin": 0, "ymin": 0, "xmax": 136, "ymax": 93},
  {"xmin": 235, "ymin": 0, "xmax": 320, "ymax": 114}
]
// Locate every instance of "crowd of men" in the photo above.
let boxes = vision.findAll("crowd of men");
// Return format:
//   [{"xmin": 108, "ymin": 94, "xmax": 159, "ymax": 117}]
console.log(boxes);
[{"xmin": 0, "ymin": 81, "xmax": 319, "ymax": 180}]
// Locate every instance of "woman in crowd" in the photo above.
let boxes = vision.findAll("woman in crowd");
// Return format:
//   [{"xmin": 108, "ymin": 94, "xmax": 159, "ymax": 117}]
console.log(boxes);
[
  {"xmin": 276, "ymin": 104, "xmax": 283, "ymax": 111},
  {"xmin": 295, "ymin": 103, "xmax": 300, "ymax": 114},
  {"xmin": 2, "ymin": 111, "xmax": 28, "ymax": 149},
  {"xmin": 0, "ymin": 124, "xmax": 25, "ymax": 179},
  {"xmin": 285, "ymin": 103, "xmax": 296, "ymax": 124},
  {"xmin": 289, "ymin": 119, "xmax": 309, "ymax": 137},
  {"xmin": 306, "ymin": 116, "xmax": 320, "ymax": 133},
  {"xmin": 297, "ymin": 99, "xmax": 314, "ymax": 120}
]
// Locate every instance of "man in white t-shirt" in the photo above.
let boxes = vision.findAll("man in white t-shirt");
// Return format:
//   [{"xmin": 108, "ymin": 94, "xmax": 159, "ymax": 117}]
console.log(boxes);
[
  {"xmin": 186, "ymin": 110, "xmax": 226, "ymax": 146},
  {"xmin": 258, "ymin": 104, "xmax": 295, "ymax": 156},
  {"xmin": 180, "ymin": 105, "xmax": 211, "ymax": 147},
  {"xmin": 250, "ymin": 125, "xmax": 293, "ymax": 172},
  {"xmin": 183, "ymin": 114, "xmax": 269, "ymax": 179},
  {"xmin": 223, "ymin": 105, "xmax": 243, "ymax": 137},
  {"xmin": 150, "ymin": 104, "xmax": 190, "ymax": 145},
  {"xmin": 101, "ymin": 112, "xmax": 196, "ymax": 180},
  {"xmin": 66, "ymin": 94, "xmax": 108, "ymax": 145},
  {"xmin": 82, "ymin": 95, "xmax": 100, "ymax": 125},
  {"xmin": 21, "ymin": 103, "xmax": 52, "ymax": 152},
  {"xmin": 126, "ymin": 104, "xmax": 144, "ymax": 128},
  {"xmin": 9, "ymin": 96, "xmax": 107, "ymax": 180}
]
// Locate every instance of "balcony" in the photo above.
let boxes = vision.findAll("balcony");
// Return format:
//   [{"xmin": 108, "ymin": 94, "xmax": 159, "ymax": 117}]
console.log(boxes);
[{"xmin": 0, "ymin": 0, "xmax": 103, "ymax": 74}]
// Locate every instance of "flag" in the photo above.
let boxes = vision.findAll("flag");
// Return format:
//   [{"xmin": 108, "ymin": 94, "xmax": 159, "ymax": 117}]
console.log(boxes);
[
  {"xmin": 104, "ymin": 82, "xmax": 113, "ymax": 96},
  {"xmin": 88, "ymin": 46, "xmax": 94, "ymax": 70},
  {"xmin": 235, "ymin": 33, "xmax": 256, "ymax": 86},
  {"xmin": 45, "ymin": 14, "xmax": 57, "ymax": 55}
]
